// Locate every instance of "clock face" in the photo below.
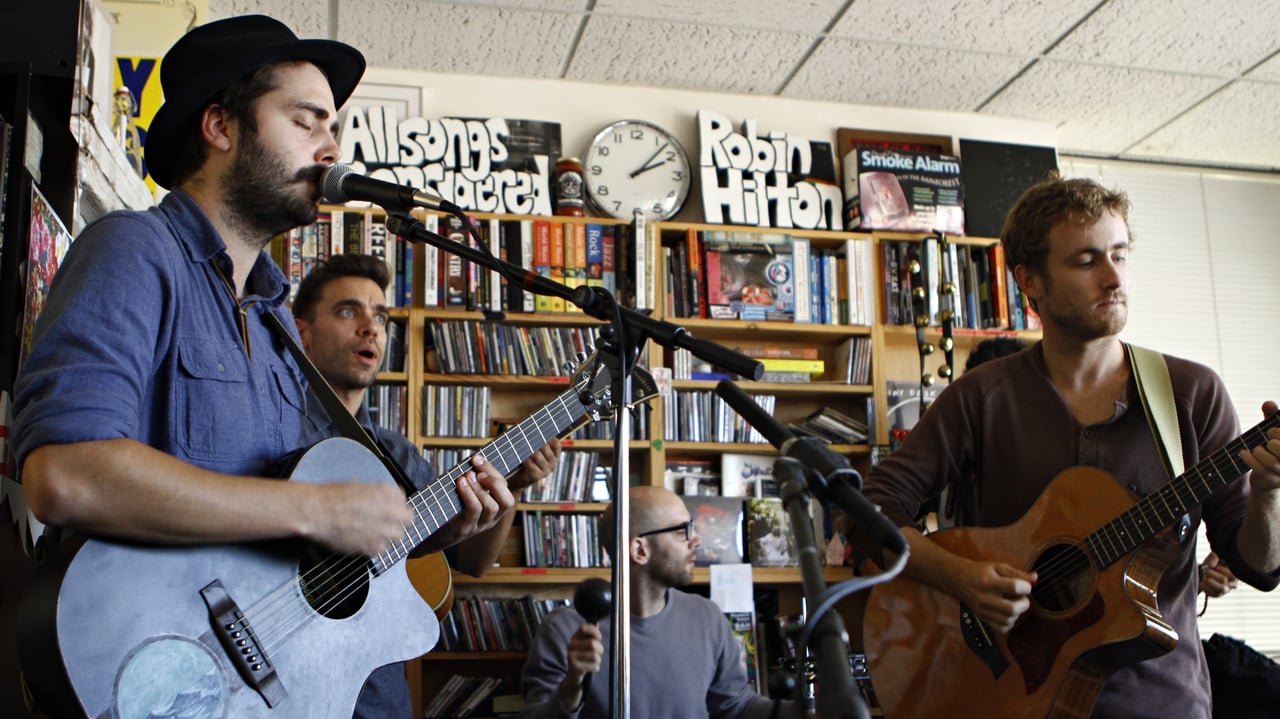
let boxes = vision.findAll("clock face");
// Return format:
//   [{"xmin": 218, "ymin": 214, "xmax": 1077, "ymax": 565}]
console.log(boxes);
[{"xmin": 584, "ymin": 120, "xmax": 692, "ymax": 222}]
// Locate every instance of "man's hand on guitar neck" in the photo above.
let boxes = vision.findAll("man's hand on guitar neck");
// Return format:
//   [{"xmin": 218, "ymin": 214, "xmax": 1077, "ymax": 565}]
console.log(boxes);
[
  {"xmin": 415, "ymin": 453, "xmax": 516, "ymax": 556},
  {"xmin": 1236, "ymin": 400, "xmax": 1280, "ymax": 575},
  {"xmin": 900, "ymin": 526, "xmax": 1039, "ymax": 633}
]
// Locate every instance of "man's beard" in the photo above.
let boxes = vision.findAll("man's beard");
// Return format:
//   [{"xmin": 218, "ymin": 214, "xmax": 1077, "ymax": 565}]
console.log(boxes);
[
  {"xmin": 224, "ymin": 129, "xmax": 322, "ymax": 243},
  {"xmin": 1040, "ymin": 288, "xmax": 1127, "ymax": 340},
  {"xmin": 653, "ymin": 549, "xmax": 694, "ymax": 588}
]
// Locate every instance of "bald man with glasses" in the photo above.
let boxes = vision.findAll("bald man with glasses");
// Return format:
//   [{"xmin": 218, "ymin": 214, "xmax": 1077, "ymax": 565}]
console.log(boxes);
[{"xmin": 521, "ymin": 485, "xmax": 787, "ymax": 719}]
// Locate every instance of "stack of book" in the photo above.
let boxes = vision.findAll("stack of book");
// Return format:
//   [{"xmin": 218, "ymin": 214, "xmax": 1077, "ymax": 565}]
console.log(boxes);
[
  {"xmin": 791, "ymin": 406, "xmax": 869, "ymax": 445},
  {"xmin": 423, "ymin": 675, "xmax": 507, "ymax": 719}
]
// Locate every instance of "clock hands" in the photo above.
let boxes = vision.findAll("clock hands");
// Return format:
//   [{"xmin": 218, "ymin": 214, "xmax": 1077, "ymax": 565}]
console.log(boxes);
[{"xmin": 629, "ymin": 141, "xmax": 670, "ymax": 178}]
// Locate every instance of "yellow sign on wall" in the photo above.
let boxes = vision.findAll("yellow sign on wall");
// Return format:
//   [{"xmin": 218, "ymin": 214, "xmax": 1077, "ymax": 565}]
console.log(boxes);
[{"xmin": 113, "ymin": 56, "xmax": 163, "ymax": 193}]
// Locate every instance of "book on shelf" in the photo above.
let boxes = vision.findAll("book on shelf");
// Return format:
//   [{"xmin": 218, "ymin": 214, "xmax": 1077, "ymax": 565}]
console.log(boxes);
[
  {"xmin": 725, "ymin": 610, "xmax": 761, "ymax": 691},
  {"xmin": 665, "ymin": 457, "xmax": 720, "ymax": 496},
  {"xmin": 601, "ymin": 224, "xmax": 617, "ymax": 296},
  {"xmin": 585, "ymin": 223, "xmax": 605, "ymax": 289},
  {"xmin": 756, "ymin": 371, "xmax": 811, "ymax": 384},
  {"xmin": 532, "ymin": 219, "xmax": 553, "ymax": 312},
  {"xmin": 451, "ymin": 676, "xmax": 505, "ymax": 718},
  {"xmin": 682, "ymin": 495, "xmax": 745, "ymax": 565},
  {"xmin": 548, "ymin": 221, "xmax": 566, "ymax": 311},
  {"xmin": 730, "ymin": 345, "xmax": 818, "ymax": 360},
  {"xmin": 700, "ymin": 231, "xmax": 795, "ymax": 321},
  {"xmin": 720, "ymin": 452, "xmax": 776, "ymax": 498},
  {"xmin": 745, "ymin": 497, "xmax": 797, "ymax": 568},
  {"xmin": 830, "ymin": 336, "xmax": 872, "ymax": 385},
  {"xmin": 792, "ymin": 405, "xmax": 868, "ymax": 444},
  {"xmin": 757, "ymin": 358, "xmax": 824, "ymax": 377},
  {"xmin": 440, "ymin": 214, "xmax": 469, "ymax": 308},
  {"xmin": 423, "ymin": 674, "xmax": 474, "ymax": 719},
  {"xmin": 491, "ymin": 692, "xmax": 526, "ymax": 716}
]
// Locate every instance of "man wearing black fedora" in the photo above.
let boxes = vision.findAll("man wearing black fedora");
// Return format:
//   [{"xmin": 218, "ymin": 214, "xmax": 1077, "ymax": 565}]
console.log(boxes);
[{"xmin": 13, "ymin": 15, "xmax": 515, "ymax": 719}]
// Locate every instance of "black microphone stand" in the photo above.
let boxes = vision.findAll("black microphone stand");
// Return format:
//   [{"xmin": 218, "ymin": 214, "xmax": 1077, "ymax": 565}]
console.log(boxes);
[
  {"xmin": 774, "ymin": 457, "xmax": 868, "ymax": 719},
  {"xmin": 712, "ymin": 379, "xmax": 911, "ymax": 719},
  {"xmin": 383, "ymin": 211, "xmax": 764, "ymax": 719}
]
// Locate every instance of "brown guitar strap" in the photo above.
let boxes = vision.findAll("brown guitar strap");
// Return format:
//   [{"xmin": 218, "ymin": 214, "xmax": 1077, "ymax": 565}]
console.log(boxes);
[{"xmin": 1127, "ymin": 343, "xmax": 1185, "ymax": 478}]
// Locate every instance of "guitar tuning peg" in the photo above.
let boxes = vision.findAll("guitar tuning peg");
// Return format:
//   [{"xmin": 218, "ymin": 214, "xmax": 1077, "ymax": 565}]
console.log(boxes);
[
  {"xmin": 575, "ymin": 351, "xmax": 589, "ymax": 364},
  {"xmin": 562, "ymin": 361, "xmax": 575, "ymax": 374}
]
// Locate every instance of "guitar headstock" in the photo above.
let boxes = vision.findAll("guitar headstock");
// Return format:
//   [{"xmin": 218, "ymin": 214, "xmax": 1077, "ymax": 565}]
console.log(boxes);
[{"xmin": 564, "ymin": 351, "xmax": 661, "ymax": 430}]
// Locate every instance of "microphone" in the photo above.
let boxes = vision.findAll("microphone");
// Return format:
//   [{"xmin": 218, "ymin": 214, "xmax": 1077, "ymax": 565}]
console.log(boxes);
[
  {"xmin": 320, "ymin": 164, "xmax": 462, "ymax": 214},
  {"xmin": 713, "ymin": 379, "xmax": 907, "ymax": 560},
  {"xmin": 572, "ymin": 577, "xmax": 612, "ymax": 697}
]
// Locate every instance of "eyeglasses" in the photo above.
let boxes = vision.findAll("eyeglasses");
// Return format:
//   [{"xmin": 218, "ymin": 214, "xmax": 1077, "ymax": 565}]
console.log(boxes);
[{"xmin": 638, "ymin": 519, "xmax": 696, "ymax": 541}]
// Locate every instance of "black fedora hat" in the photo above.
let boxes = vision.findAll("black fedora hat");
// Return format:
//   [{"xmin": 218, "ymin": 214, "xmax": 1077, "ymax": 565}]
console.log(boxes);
[{"xmin": 144, "ymin": 14, "xmax": 365, "ymax": 189}]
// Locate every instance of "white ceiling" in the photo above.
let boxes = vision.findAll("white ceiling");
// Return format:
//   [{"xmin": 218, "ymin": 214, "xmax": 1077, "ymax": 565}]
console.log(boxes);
[{"xmin": 211, "ymin": 0, "xmax": 1280, "ymax": 172}]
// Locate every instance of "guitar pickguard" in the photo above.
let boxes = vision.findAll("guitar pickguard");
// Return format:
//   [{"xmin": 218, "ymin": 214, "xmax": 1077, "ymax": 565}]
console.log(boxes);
[
  {"xmin": 1008, "ymin": 591, "xmax": 1105, "ymax": 693},
  {"xmin": 115, "ymin": 636, "xmax": 227, "ymax": 719}
]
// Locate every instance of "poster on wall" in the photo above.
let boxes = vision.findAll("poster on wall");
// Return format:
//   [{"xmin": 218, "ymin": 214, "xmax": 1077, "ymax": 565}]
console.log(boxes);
[
  {"xmin": 114, "ymin": 56, "xmax": 163, "ymax": 194},
  {"xmin": 337, "ymin": 104, "xmax": 560, "ymax": 216},
  {"xmin": 697, "ymin": 109, "xmax": 843, "ymax": 231},
  {"xmin": 20, "ymin": 182, "xmax": 74, "ymax": 369}
]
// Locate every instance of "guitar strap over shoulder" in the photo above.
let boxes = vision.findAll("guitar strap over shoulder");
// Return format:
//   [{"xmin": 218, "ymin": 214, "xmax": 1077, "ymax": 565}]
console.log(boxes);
[
  {"xmin": 266, "ymin": 310, "xmax": 419, "ymax": 494},
  {"xmin": 1127, "ymin": 343, "xmax": 1185, "ymax": 478}
]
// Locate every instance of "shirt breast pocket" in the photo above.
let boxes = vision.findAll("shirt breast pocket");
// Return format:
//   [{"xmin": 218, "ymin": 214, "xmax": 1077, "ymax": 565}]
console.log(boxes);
[{"xmin": 175, "ymin": 339, "xmax": 254, "ymax": 462}]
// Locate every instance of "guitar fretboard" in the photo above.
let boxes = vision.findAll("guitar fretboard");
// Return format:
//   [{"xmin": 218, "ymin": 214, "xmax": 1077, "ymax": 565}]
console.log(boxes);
[
  {"xmin": 372, "ymin": 380, "xmax": 598, "ymax": 571},
  {"xmin": 1085, "ymin": 412, "xmax": 1280, "ymax": 568}
]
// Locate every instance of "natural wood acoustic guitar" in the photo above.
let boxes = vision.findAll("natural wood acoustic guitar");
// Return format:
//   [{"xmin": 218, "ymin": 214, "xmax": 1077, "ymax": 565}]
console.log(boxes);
[{"xmin": 863, "ymin": 413, "xmax": 1278, "ymax": 719}]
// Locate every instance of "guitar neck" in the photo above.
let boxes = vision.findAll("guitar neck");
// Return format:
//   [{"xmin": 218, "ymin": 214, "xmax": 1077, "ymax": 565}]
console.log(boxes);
[
  {"xmin": 377, "ymin": 384, "xmax": 590, "ymax": 567},
  {"xmin": 1087, "ymin": 412, "xmax": 1280, "ymax": 568}
]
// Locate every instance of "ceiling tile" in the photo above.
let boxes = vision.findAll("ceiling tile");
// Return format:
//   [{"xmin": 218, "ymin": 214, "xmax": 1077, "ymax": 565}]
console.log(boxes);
[
  {"xmin": 784, "ymin": 38, "xmax": 1028, "ymax": 112},
  {"xmin": 1049, "ymin": 0, "xmax": 1280, "ymax": 75},
  {"xmin": 209, "ymin": 0, "xmax": 328, "ymax": 35},
  {"xmin": 982, "ymin": 59, "xmax": 1223, "ymax": 154},
  {"xmin": 1247, "ymin": 52, "xmax": 1280, "ymax": 82},
  {"xmin": 567, "ymin": 16, "xmax": 809, "ymax": 95},
  {"xmin": 337, "ymin": 1, "xmax": 577, "ymax": 77},
  {"xmin": 1125, "ymin": 80, "xmax": 1280, "ymax": 170},
  {"xmin": 830, "ymin": 0, "xmax": 1099, "ymax": 55},
  {"xmin": 593, "ymin": 0, "xmax": 845, "ymax": 34}
]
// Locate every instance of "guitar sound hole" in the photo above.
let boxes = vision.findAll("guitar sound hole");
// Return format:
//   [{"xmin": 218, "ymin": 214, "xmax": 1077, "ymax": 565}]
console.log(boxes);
[
  {"xmin": 298, "ymin": 551, "xmax": 372, "ymax": 620},
  {"xmin": 1030, "ymin": 542, "xmax": 1094, "ymax": 613}
]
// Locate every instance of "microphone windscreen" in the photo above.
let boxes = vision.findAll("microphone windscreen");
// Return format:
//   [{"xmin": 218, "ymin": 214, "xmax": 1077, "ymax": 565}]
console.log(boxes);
[
  {"xmin": 321, "ymin": 164, "xmax": 355, "ymax": 204},
  {"xmin": 573, "ymin": 577, "xmax": 613, "ymax": 624}
]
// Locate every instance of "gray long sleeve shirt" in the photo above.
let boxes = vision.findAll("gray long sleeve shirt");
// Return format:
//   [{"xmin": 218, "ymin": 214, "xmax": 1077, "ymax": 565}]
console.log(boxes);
[{"xmin": 521, "ymin": 588, "xmax": 780, "ymax": 719}]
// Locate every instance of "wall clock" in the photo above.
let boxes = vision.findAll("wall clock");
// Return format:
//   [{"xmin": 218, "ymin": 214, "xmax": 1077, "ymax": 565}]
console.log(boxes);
[{"xmin": 584, "ymin": 119, "xmax": 692, "ymax": 222}]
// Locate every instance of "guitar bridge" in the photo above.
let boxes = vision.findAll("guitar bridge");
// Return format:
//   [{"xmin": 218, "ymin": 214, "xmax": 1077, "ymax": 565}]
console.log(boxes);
[
  {"xmin": 202, "ymin": 579, "xmax": 288, "ymax": 707},
  {"xmin": 959, "ymin": 602, "xmax": 1010, "ymax": 680}
]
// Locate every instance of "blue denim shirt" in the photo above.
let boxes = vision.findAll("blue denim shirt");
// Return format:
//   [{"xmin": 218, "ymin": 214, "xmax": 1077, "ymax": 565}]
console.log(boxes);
[{"xmin": 14, "ymin": 188, "xmax": 306, "ymax": 476}]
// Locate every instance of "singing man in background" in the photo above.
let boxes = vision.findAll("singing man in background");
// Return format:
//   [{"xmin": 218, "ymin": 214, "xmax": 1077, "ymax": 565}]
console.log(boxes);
[{"xmin": 291, "ymin": 252, "xmax": 562, "ymax": 717}]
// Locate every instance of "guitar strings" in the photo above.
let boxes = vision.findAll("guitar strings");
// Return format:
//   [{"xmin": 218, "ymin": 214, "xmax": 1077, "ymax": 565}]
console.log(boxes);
[
  {"xmin": 246, "ymin": 408, "xmax": 562, "ymax": 654},
  {"xmin": 1018, "ymin": 418, "xmax": 1275, "ymax": 601},
  {"xmin": 231, "ymin": 388, "xmax": 582, "ymax": 657}
]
